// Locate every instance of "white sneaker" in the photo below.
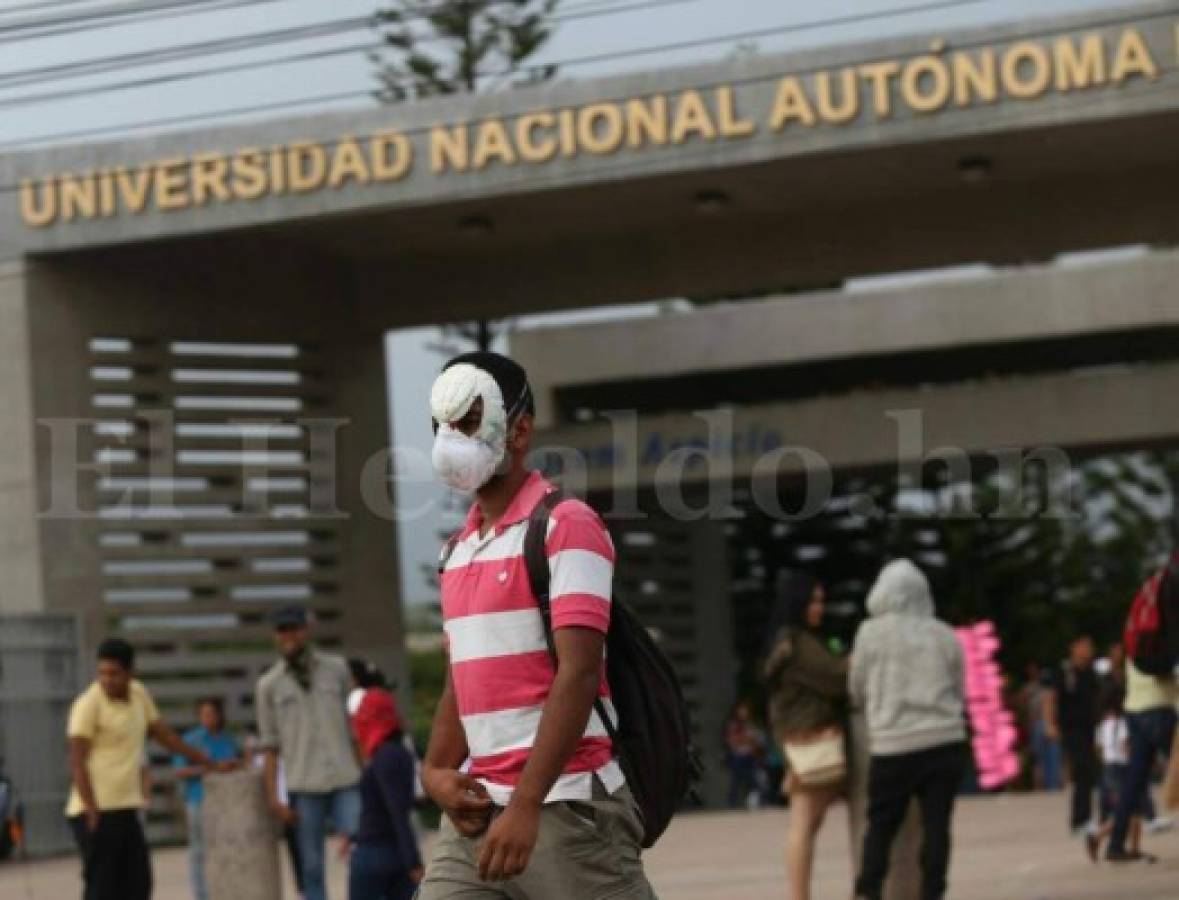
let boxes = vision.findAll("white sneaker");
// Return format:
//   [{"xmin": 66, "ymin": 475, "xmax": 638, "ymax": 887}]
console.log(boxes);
[{"xmin": 1145, "ymin": 816, "xmax": 1174, "ymax": 834}]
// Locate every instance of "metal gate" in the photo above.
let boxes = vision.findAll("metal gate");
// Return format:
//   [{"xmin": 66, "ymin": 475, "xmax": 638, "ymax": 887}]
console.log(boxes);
[{"xmin": 0, "ymin": 615, "xmax": 82, "ymax": 857}]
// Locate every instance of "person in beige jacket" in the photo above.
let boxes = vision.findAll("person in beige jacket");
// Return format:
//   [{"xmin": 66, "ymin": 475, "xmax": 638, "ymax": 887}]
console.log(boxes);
[{"xmin": 764, "ymin": 571, "xmax": 848, "ymax": 900}]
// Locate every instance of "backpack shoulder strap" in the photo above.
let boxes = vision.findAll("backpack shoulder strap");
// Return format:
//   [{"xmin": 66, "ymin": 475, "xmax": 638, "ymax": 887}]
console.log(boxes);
[
  {"xmin": 523, "ymin": 489, "xmax": 621, "ymax": 746},
  {"xmin": 437, "ymin": 530, "xmax": 462, "ymax": 577},
  {"xmin": 523, "ymin": 489, "xmax": 567, "ymax": 650}
]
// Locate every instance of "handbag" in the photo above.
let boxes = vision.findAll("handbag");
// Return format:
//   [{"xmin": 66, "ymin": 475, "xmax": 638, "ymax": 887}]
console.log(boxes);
[{"xmin": 783, "ymin": 727, "xmax": 847, "ymax": 787}]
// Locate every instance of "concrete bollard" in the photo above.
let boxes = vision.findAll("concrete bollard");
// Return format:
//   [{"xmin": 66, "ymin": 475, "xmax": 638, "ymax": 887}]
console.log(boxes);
[
  {"xmin": 848, "ymin": 710, "xmax": 922, "ymax": 900},
  {"xmin": 203, "ymin": 769, "xmax": 283, "ymax": 900}
]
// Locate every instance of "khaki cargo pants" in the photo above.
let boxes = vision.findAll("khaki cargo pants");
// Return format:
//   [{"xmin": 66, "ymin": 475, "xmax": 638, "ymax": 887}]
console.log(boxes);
[{"xmin": 417, "ymin": 782, "xmax": 658, "ymax": 899}]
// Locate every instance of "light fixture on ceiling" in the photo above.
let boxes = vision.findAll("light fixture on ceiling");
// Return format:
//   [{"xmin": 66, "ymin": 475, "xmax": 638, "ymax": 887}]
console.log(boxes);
[
  {"xmin": 457, "ymin": 215, "xmax": 495, "ymax": 236},
  {"xmin": 957, "ymin": 155, "xmax": 993, "ymax": 184},
  {"xmin": 694, "ymin": 189, "xmax": 731, "ymax": 214}
]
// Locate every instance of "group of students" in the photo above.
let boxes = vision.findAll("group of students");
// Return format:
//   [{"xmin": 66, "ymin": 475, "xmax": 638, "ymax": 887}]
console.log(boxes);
[
  {"xmin": 762, "ymin": 560, "xmax": 968, "ymax": 900},
  {"xmin": 1042, "ymin": 602, "xmax": 1179, "ymax": 863},
  {"xmin": 64, "ymin": 623, "xmax": 422, "ymax": 900},
  {"xmin": 65, "ymin": 349, "xmax": 658, "ymax": 900},
  {"xmin": 60, "ymin": 347, "xmax": 1179, "ymax": 900}
]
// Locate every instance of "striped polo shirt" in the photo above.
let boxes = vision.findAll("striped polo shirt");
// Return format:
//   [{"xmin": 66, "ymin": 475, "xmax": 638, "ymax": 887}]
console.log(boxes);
[{"xmin": 440, "ymin": 470, "xmax": 623, "ymax": 805}]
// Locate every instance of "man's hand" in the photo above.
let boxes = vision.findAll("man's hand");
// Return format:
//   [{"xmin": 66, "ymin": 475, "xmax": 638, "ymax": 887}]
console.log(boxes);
[
  {"xmin": 477, "ymin": 800, "xmax": 541, "ymax": 882},
  {"xmin": 211, "ymin": 760, "xmax": 238, "ymax": 774},
  {"xmin": 423, "ymin": 768, "xmax": 492, "ymax": 838},
  {"xmin": 83, "ymin": 806, "xmax": 101, "ymax": 834},
  {"xmin": 409, "ymin": 866, "xmax": 425, "ymax": 885},
  {"xmin": 270, "ymin": 800, "xmax": 298, "ymax": 826}
]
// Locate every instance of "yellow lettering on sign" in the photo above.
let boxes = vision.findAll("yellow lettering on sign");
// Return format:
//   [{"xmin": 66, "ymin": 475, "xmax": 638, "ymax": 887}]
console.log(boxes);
[
  {"xmin": 116, "ymin": 167, "xmax": 152, "ymax": 213},
  {"xmin": 953, "ymin": 49, "xmax": 998, "ymax": 105},
  {"xmin": 231, "ymin": 149, "xmax": 268, "ymax": 201},
  {"xmin": 431, "ymin": 124, "xmax": 469, "ymax": 173},
  {"xmin": 815, "ymin": 68, "xmax": 859, "ymax": 124},
  {"xmin": 60, "ymin": 172, "xmax": 98, "ymax": 221},
  {"xmin": 716, "ymin": 86, "xmax": 756, "ymax": 137},
  {"xmin": 902, "ymin": 54, "xmax": 952, "ymax": 113},
  {"xmin": 859, "ymin": 61, "xmax": 901, "ymax": 117},
  {"xmin": 768, "ymin": 77, "xmax": 817, "ymax": 130},
  {"xmin": 626, "ymin": 96, "xmax": 668, "ymax": 147},
  {"xmin": 155, "ymin": 158, "xmax": 191, "ymax": 212},
  {"xmin": 1112, "ymin": 27, "xmax": 1158, "ymax": 82},
  {"xmin": 371, "ymin": 130, "xmax": 412, "ymax": 181},
  {"xmin": 1002, "ymin": 41, "xmax": 1052, "ymax": 99},
  {"xmin": 558, "ymin": 108, "xmax": 578, "ymax": 158},
  {"xmin": 269, "ymin": 146, "xmax": 287, "ymax": 195},
  {"xmin": 288, "ymin": 142, "xmax": 327, "ymax": 193},
  {"xmin": 670, "ymin": 90, "xmax": 717, "ymax": 143},
  {"xmin": 97, "ymin": 171, "xmax": 117, "ymax": 218},
  {"xmin": 19, "ymin": 178, "xmax": 56, "ymax": 228},
  {"xmin": 328, "ymin": 137, "xmax": 372, "ymax": 188},
  {"xmin": 1054, "ymin": 34, "xmax": 1106, "ymax": 91},
  {"xmin": 578, "ymin": 103, "xmax": 625, "ymax": 155},
  {"xmin": 516, "ymin": 112, "xmax": 558, "ymax": 163},
  {"xmin": 191, "ymin": 154, "xmax": 231, "ymax": 206},
  {"xmin": 473, "ymin": 120, "xmax": 518, "ymax": 168}
]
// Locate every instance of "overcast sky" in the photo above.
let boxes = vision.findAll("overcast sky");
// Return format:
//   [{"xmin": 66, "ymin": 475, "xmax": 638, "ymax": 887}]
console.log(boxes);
[
  {"xmin": 0, "ymin": 0, "xmax": 1148, "ymax": 148},
  {"xmin": 0, "ymin": 0, "xmax": 1151, "ymax": 609}
]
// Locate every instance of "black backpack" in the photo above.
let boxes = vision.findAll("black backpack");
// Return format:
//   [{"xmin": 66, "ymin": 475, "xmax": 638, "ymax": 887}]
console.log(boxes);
[{"xmin": 523, "ymin": 490, "xmax": 700, "ymax": 848}]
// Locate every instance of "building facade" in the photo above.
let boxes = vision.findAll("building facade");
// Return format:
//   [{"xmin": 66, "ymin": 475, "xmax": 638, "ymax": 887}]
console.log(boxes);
[{"xmin": 1, "ymin": 1, "xmax": 1178, "ymax": 813}]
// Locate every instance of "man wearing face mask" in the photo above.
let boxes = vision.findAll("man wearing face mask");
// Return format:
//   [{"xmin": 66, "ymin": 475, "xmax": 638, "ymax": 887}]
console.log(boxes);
[{"xmin": 418, "ymin": 351, "xmax": 657, "ymax": 899}]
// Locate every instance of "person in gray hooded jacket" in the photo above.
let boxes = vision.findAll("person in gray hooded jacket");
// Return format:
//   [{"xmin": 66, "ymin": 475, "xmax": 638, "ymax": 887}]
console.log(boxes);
[{"xmin": 850, "ymin": 559, "xmax": 967, "ymax": 900}]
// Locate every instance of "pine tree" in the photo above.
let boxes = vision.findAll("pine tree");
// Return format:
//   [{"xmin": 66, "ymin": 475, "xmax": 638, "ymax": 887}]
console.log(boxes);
[{"xmin": 372, "ymin": 0, "xmax": 559, "ymax": 102}]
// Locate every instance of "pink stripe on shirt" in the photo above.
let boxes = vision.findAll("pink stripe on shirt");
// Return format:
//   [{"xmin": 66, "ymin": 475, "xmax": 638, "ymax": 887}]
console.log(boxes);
[{"xmin": 440, "ymin": 472, "xmax": 617, "ymax": 797}]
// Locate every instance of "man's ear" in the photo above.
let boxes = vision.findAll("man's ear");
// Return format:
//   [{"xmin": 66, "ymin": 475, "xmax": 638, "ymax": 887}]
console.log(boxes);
[{"xmin": 511, "ymin": 414, "xmax": 535, "ymax": 452}]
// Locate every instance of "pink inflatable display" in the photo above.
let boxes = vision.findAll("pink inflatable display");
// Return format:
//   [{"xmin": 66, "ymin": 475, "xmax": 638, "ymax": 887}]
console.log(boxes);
[{"xmin": 956, "ymin": 621, "xmax": 1020, "ymax": 790}]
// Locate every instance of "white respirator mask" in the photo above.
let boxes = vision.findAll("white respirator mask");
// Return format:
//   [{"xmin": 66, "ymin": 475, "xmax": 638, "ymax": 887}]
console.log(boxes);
[{"xmin": 429, "ymin": 363, "xmax": 521, "ymax": 494}]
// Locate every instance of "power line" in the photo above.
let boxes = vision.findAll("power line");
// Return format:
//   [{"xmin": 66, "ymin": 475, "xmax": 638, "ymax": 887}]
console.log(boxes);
[
  {"xmin": 0, "ymin": 15, "xmax": 376, "ymax": 89},
  {"xmin": 0, "ymin": 0, "xmax": 290, "ymax": 45},
  {"xmin": 0, "ymin": 0, "xmax": 616, "ymax": 43},
  {"xmin": 0, "ymin": 0, "xmax": 653, "ymax": 89},
  {"xmin": 0, "ymin": 0, "xmax": 103, "ymax": 18},
  {"xmin": 0, "ymin": 3, "xmax": 1167, "ymax": 160},
  {"xmin": 0, "ymin": 89, "xmax": 373, "ymax": 150},
  {"xmin": 0, "ymin": 0, "xmax": 977, "ymax": 112},
  {"xmin": 0, "ymin": 0, "xmax": 272, "ymax": 34},
  {"xmin": 0, "ymin": 0, "xmax": 703, "ymax": 106}
]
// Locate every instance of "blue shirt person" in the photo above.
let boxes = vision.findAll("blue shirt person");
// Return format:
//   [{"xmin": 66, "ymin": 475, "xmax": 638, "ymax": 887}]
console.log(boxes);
[{"xmin": 172, "ymin": 699, "xmax": 240, "ymax": 900}]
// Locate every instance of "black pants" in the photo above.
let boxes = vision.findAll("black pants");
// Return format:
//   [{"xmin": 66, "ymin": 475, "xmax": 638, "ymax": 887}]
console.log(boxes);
[
  {"xmin": 855, "ymin": 742, "xmax": 966, "ymax": 900},
  {"xmin": 1064, "ymin": 735, "xmax": 1099, "ymax": 831},
  {"xmin": 69, "ymin": 809, "xmax": 152, "ymax": 900}
]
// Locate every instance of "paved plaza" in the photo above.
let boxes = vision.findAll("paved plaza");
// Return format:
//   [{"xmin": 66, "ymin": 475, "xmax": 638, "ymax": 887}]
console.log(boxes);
[{"xmin": 2, "ymin": 792, "xmax": 1176, "ymax": 899}]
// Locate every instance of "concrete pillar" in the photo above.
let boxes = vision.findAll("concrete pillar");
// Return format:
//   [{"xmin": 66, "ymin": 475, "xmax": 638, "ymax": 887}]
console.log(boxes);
[
  {"xmin": 203, "ymin": 770, "xmax": 282, "ymax": 900},
  {"xmin": 0, "ymin": 261, "xmax": 45, "ymax": 616},
  {"xmin": 848, "ymin": 710, "xmax": 922, "ymax": 900}
]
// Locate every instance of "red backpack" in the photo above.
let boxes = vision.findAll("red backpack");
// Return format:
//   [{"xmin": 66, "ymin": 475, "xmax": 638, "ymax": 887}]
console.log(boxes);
[{"xmin": 1125, "ymin": 557, "xmax": 1179, "ymax": 677}]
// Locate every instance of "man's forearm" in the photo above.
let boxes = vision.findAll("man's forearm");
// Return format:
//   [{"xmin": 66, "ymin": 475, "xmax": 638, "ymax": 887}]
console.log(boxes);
[
  {"xmin": 510, "ymin": 663, "xmax": 601, "ymax": 809},
  {"xmin": 423, "ymin": 674, "xmax": 468, "ymax": 774},
  {"xmin": 151, "ymin": 721, "xmax": 210, "ymax": 765},
  {"xmin": 70, "ymin": 755, "xmax": 98, "ymax": 814},
  {"xmin": 263, "ymin": 749, "xmax": 281, "ymax": 806}
]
